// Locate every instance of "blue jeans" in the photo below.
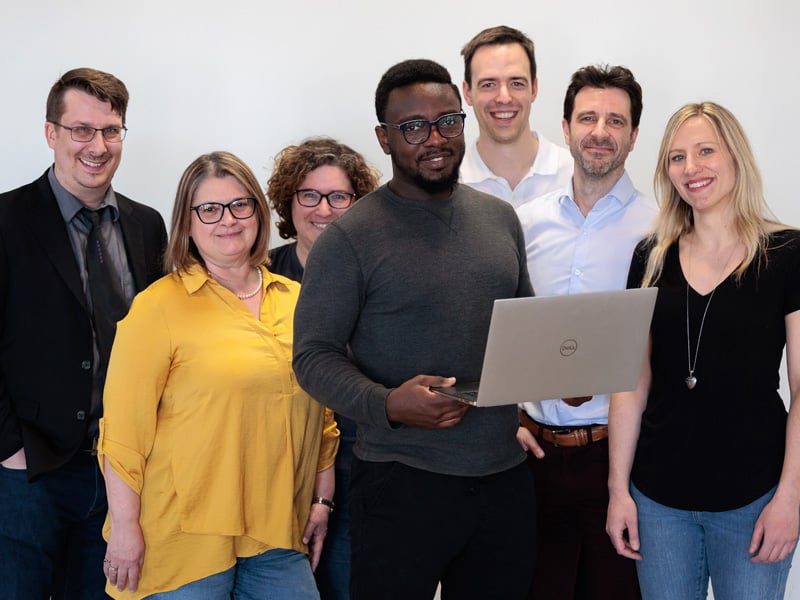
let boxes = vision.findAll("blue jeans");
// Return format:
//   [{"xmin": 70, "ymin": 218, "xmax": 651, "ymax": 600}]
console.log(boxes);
[
  {"xmin": 0, "ymin": 451, "xmax": 109, "ymax": 599},
  {"xmin": 631, "ymin": 484, "xmax": 794, "ymax": 600},
  {"xmin": 144, "ymin": 548, "xmax": 320, "ymax": 599}
]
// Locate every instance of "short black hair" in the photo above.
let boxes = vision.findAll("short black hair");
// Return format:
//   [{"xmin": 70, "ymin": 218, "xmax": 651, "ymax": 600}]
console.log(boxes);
[
  {"xmin": 374, "ymin": 59, "xmax": 461, "ymax": 123},
  {"xmin": 563, "ymin": 65, "xmax": 643, "ymax": 130}
]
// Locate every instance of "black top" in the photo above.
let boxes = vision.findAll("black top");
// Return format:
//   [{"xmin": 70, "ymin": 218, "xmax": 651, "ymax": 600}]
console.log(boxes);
[
  {"xmin": 629, "ymin": 230, "xmax": 800, "ymax": 510},
  {"xmin": 268, "ymin": 242, "xmax": 304, "ymax": 283}
]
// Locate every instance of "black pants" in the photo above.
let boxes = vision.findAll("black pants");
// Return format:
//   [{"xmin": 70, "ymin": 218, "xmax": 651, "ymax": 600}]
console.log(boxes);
[{"xmin": 349, "ymin": 458, "xmax": 536, "ymax": 600}]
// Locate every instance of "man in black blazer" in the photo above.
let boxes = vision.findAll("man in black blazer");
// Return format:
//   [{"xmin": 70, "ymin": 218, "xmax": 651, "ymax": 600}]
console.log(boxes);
[{"xmin": 0, "ymin": 68, "xmax": 167, "ymax": 599}]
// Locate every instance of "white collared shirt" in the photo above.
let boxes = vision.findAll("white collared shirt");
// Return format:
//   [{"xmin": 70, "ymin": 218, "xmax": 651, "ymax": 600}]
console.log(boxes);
[
  {"xmin": 517, "ymin": 172, "xmax": 658, "ymax": 426},
  {"xmin": 460, "ymin": 132, "xmax": 573, "ymax": 209}
]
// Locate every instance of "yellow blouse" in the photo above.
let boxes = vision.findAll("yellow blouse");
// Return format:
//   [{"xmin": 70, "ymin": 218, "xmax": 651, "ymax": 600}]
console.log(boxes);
[{"xmin": 98, "ymin": 265, "xmax": 338, "ymax": 599}]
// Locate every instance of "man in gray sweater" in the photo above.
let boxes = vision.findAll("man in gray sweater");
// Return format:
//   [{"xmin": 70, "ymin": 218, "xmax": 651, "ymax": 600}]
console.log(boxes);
[{"xmin": 293, "ymin": 58, "xmax": 536, "ymax": 600}]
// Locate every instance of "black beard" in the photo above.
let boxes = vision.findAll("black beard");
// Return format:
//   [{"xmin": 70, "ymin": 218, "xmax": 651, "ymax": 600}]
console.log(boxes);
[{"xmin": 414, "ymin": 167, "xmax": 460, "ymax": 195}]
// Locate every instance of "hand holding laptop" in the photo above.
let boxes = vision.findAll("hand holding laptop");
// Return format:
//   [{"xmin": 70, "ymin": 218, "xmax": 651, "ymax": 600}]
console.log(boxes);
[{"xmin": 386, "ymin": 375, "xmax": 468, "ymax": 429}]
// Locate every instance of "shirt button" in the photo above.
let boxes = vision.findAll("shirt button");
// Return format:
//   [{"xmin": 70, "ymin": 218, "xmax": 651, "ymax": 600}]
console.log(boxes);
[
  {"xmin": 76, "ymin": 411, "xmax": 86, "ymax": 420},
  {"xmin": 81, "ymin": 360, "xmax": 91, "ymax": 370}
]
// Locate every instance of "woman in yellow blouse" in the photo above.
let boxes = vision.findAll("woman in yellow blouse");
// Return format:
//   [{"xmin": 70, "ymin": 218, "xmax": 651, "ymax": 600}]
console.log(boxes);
[{"xmin": 97, "ymin": 151, "xmax": 339, "ymax": 599}]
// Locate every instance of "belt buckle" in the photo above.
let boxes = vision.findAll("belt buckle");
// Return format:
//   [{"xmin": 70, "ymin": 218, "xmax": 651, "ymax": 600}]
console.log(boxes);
[{"xmin": 549, "ymin": 428, "xmax": 574, "ymax": 447}]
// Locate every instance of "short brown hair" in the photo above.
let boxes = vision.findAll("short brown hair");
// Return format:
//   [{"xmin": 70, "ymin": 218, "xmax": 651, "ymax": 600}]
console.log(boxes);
[
  {"xmin": 165, "ymin": 151, "xmax": 271, "ymax": 273},
  {"xmin": 461, "ymin": 25, "xmax": 536, "ymax": 86},
  {"xmin": 267, "ymin": 137, "xmax": 380, "ymax": 240},
  {"xmin": 46, "ymin": 67, "xmax": 129, "ymax": 124},
  {"xmin": 563, "ymin": 65, "xmax": 643, "ymax": 130}
]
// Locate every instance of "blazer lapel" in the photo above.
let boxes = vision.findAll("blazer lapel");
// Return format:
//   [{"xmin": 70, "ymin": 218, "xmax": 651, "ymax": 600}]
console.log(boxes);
[
  {"xmin": 116, "ymin": 197, "xmax": 148, "ymax": 292},
  {"xmin": 25, "ymin": 174, "xmax": 88, "ymax": 311}
]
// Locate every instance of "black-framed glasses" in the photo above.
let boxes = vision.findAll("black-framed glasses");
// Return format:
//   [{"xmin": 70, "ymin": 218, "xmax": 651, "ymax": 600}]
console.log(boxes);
[
  {"xmin": 190, "ymin": 197, "xmax": 257, "ymax": 224},
  {"xmin": 49, "ymin": 121, "xmax": 127, "ymax": 143},
  {"xmin": 380, "ymin": 112, "xmax": 466, "ymax": 145},
  {"xmin": 295, "ymin": 189, "xmax": 356, "ymax": 209}
]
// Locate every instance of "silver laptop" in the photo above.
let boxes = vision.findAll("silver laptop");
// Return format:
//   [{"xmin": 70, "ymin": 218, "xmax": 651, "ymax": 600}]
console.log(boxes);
[{"xmin": 431, "ymin": 288, "xmax": 657, "ymax": 407}]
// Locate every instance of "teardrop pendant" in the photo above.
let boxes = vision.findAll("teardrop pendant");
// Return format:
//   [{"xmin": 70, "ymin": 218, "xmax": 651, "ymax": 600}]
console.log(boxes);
[{"xmin": 685, "ymin": 375, "xmax": 697, "ymax": 390}]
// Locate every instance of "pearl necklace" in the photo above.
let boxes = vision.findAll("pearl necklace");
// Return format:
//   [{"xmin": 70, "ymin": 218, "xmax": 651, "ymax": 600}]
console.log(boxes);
[
  {"xmin": 684, "ymin": 239, "xmax": 739, "ymax": 390},
  {"xmin": 236, "ymin": 266, "xmax": 263, "ymax": 299},
  {"xmin": 209, "ymin": 266, "xmax": 262, "ymax": 300}
]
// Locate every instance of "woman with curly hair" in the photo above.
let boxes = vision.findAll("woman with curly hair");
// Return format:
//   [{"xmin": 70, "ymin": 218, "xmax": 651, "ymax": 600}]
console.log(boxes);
[{"xmin": 267, "ymin": 137, "xmax": 380, "ymax": 280}]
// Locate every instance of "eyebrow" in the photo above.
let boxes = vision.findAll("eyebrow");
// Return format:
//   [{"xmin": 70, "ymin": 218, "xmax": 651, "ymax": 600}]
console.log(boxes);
[
  {"xmin": 393, "ymin": 111, "xmax": 460, "ymax": 123},
  {"xmin": 576, "ymin": 110, "xmax": 629, "ymax": 122},
  {"xmin": 669, "ymin": 139, "xmax": 719, "ymax": 151},
  {"xmin": 476, "ymin": 76, "xmax": 529, "ymax": 84}
]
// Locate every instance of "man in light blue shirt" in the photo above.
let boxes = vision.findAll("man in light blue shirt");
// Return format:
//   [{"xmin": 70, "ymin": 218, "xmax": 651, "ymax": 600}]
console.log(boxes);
[{"xmin": 516, "ymin": 65, "xmax": 656, "ymax": 600}]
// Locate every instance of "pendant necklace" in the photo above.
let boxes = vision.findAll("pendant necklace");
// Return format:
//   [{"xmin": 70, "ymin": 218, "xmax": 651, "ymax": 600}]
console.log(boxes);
[{"xmin": 684, "ymin": 239, "xmax": 738, "ymax": 390}]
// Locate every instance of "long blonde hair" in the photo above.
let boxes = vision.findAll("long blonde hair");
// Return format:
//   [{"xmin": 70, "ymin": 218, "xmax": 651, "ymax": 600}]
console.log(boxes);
[{"xmin": 641, "ymin": 101, "xmax": 780, "ymax": 287}]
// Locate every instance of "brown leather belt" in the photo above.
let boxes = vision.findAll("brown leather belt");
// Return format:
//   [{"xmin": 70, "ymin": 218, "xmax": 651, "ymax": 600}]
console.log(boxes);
[{"xmin": 520, "ymin": 410, "xmax": 608, "ymax": 447}]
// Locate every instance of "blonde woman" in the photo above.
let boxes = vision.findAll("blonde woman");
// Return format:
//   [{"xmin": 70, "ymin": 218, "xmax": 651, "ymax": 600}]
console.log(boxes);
[{"xmin": 606, "ymin": 102, "xmax": 800, "ymax": 599}]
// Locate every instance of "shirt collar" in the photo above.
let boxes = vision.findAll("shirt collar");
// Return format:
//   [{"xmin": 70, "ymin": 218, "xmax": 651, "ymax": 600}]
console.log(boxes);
[
  {"xmin": 48, "ymin": 165, "xmax": 120, "ymax": 228},
  {"xmin": 558, "ymin": 171, "xmax": 637, "ymax": 211},
  {"xmin": 463, "ymin": 131, "xmax": 552, "ymax": 183},
  {"xmin": 180, "ymin": 263, "xmax": 277, "ymax": 296}
]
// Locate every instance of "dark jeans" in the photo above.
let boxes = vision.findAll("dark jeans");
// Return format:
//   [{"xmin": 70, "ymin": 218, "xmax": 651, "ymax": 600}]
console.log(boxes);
[
  {"xmin": 349, "ymin": 458, "xmax": 536, "ymax": 600},
  {"xmin": 526, "ymin": 438, "xmax": 640, "ymax": 600},
  {"xmin": 314, "ymin": 465, "xmax": 351, "ymax": 600},
  {"xmin": 0, "ymin": 451, "xmax": 110, "ymax": 599}
]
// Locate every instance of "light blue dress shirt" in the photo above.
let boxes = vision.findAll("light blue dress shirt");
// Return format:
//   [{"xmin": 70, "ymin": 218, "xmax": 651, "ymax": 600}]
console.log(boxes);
[{"xmin": 517, "ymin": 171, "xmax": 657, "ymax": 426}]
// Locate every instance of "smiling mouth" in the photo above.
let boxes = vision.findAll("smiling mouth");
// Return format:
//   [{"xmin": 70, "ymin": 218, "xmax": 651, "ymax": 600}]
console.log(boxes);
[
  {"xmin": 688, "ymin": 179, "xmax": 712, "ymax": 189},
  {"xmin": 79, "ymin": 156, "xmax": 107, "ymax": 169},
  {"xmin": 420, "ymin": 154, "xmax": 452, "ymax": 170},
  {"xmin": 490, "ymin": 111, "xmax": 516, "ymax": 120},
  {"xmin": 311, "ymin": 222, "xmax": 330, "ymax": 230}
]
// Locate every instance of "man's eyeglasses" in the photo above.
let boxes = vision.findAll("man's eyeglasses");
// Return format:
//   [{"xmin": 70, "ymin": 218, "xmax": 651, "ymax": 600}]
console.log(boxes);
[
  {"xmin": 295, "ymin": 189, "xmax": 356, "ymax": 209},
  {"xmin": 379, "ymin": 112, "xmax": 466, "ymax": 145},
  {"xmin": 49, "ymin": 121, "xmax": 127, "ymax": 143},
  {"xmin": 190, "ymin": 198, "xmax": 257, "ymax": 224}
]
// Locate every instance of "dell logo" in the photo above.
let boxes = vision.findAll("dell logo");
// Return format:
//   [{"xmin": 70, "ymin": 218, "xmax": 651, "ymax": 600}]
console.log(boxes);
[{"xmin": 560, "ymin": 339, "xmax": 577, "ymax": 356}]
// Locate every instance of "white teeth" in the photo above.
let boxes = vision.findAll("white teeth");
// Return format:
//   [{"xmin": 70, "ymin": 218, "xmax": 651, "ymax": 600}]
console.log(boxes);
[
  {"xmin": 312, "ymin": 223, "xmax": 328, "ymax": 230},
  {"xmin": 688, "ymin": 179, "xmax": 711, "ymax": 189},
  {"xmin": 493, "ymin": 112, "xmax": 515, "ymax": 119},
  {"xmin": 80, "ymin": 158, "xmax": 103, "ymax": 168}
]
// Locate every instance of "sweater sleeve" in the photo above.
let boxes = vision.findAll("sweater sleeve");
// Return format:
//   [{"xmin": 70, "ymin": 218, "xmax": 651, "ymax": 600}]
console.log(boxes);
[{"xmin": 293, "ymin": 223, "xmax": 394, "ymax": 429}]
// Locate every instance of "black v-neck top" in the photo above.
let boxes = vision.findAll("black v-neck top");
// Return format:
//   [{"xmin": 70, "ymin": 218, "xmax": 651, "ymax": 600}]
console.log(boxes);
[{"xmin": 629, "ymin": 229, "xmax": 800, "ymax": 511}]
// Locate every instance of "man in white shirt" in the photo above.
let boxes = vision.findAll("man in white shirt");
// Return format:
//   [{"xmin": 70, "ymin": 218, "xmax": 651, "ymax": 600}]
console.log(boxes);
[
  {"xmin": 459, "ymin": 25, "xmax": 572, "ymax": 209},
  {"xmin": 516, "ymin": 65, "xmax": 657, "ymax": 600}
]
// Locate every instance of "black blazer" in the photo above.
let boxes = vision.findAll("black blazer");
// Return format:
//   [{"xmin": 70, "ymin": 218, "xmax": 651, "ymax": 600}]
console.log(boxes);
[{"xmin": 0, "ymin": 170, "xmax": 167, "ymax": 480}]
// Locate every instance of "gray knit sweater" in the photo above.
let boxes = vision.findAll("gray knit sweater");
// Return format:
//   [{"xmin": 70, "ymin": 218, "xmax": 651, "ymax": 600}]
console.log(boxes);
[{"xmin": 293, "ymin": 183, "xmax": 532, "ymax": 476}]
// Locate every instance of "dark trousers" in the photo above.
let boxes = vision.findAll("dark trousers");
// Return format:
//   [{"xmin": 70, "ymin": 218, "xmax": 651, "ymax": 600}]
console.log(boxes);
[
  {"xmin": 526, "ymin": 437, "xmax": 640, "ymax": 600},
  {"xmin": 0, "ymin": 451, "xmax": 110, "ymax": 599},
  {"xmin": 349, "ymin": 457, "xmax": 536, "ymax": 600},
  {"xmin": 315, "ymin": 463, "xmax": 352, "ymax": 600}
]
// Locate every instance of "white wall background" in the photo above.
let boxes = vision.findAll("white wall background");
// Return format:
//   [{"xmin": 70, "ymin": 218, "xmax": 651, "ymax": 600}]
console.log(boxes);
[{"xmin": 3, "ymin": 1, "xmax": 799, "ymax": 597}]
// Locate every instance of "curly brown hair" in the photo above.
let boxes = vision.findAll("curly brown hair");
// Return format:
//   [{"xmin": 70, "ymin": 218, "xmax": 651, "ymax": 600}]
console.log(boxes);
[{"xmin": 267, "ymin": 137, "xmax": 380, "ymax": 240}]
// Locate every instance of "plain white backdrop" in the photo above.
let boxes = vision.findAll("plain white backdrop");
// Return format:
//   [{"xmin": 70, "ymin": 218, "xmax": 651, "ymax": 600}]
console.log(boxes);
[{"xmin": 3, "ymin": 1, "xmax": 799, "ymax": 597}]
